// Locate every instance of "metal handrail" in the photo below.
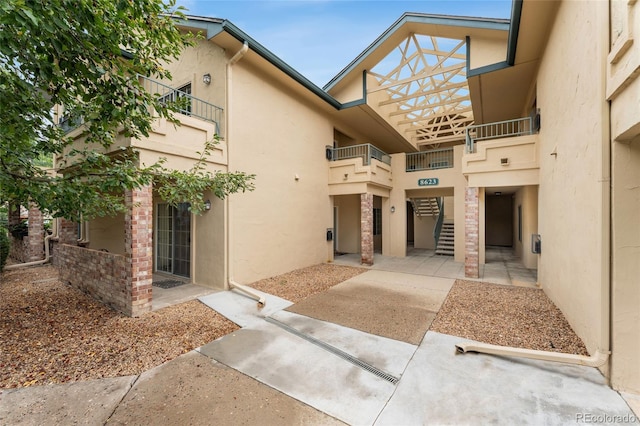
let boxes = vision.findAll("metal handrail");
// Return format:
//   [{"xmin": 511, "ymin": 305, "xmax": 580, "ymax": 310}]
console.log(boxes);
[
  {"xmin": 405, "ymin": 148, "xmax": 454, "ymax": 172},
  {"xmin": 330, "ymin": 144, "xmax": 391, "ymax": 165},
  {"xmin": 433, "ymin": 197, "xmax": 444, "ymax": 247},
  {"xmin": 466, "ymin": 116, "xmax": 533, "ymax": 153}
]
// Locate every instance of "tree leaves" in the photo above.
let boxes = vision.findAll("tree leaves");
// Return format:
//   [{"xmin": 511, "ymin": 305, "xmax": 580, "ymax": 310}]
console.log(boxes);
[{"xmin": 0, "ymin": 0, "xmax": 254, "ymax": 219}]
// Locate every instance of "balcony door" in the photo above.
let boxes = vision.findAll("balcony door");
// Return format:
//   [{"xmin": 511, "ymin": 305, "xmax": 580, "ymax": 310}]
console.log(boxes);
[{"xmin": 156, "ymin": 203, "xmax": 191, "ymax": 278}]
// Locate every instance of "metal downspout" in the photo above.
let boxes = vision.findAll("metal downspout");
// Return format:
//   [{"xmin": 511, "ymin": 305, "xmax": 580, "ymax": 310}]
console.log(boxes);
[
  {"xmin": 455, "ymin": 343, "xmax": 610, "ymax": 368},
  {"xmin": 225, "ymin": 41, "xmax": 265, "ymax": 306},
  {"xmin": 457, "ymin": 2, "xmax": 612, "ymax": 370},
  {"xmin": 5, "ymin": 218, "xmax": 60, "ymax": 270}
]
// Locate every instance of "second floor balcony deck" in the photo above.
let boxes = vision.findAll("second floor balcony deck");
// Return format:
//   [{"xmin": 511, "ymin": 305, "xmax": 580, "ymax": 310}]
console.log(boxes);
[
  {"xmin": 58, "ymin": 75, "xmax": 224, "ymax": 137},
  {"xmin": 327, "ymin": 143, "xmax": 392, "ymax": 193},
  {"xmin": 405, "ymin": 148, "xmax": 454, "ymax": 172},
  {"xmin": 462, "ymin": 115, "xmax": 540, "ymax": 187},
  {"xmin": 465, "ymin": 115, "xmax": 538, "ymax": 153}
]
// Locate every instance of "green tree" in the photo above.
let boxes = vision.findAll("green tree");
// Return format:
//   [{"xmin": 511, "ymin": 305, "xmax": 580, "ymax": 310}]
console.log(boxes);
[
  {"xmin": 0, "ymin": 226, "xmax": 8, "ymax": 271},
  {"xmin": 0, "ymin": 0, "xmax": 254, "ymax": 220}
]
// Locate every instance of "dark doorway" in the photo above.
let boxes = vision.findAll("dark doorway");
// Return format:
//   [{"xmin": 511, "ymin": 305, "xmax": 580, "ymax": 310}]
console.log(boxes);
[{"xmin": 486, "ymin": 194, "xmax": 513, "ymax": 247}]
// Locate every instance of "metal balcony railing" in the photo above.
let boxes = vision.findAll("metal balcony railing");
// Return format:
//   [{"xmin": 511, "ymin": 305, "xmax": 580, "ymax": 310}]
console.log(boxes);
[
  {"xmin": 329, "ymin": 144, "xmax": 391, "ymax": 165},
  {"xmin": 405, "ymin": 148, "xmax": 454, "ymax": 172},
  {"xmin": 465, "ymin": 116, "xmax": 535, "ymax": 153},
  {"xmin": 139, "ymin": 75, "xmax": 223, "ymax": 135},
  {"xmin": 58, "ymin": 76, "xmax": 224, "ymax": 136},
  {"xmin": 58, "ymin": 114, "xmax": 83, "ymax": 133}
]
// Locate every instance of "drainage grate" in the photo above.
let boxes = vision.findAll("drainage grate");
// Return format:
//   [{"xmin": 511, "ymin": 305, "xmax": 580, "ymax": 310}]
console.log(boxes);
[{"xmin": 264, "ymin": 317, "xmax": 399, "ymax": 385}]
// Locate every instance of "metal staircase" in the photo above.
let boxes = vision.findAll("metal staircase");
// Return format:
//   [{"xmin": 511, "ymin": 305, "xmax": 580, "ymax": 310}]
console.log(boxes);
[{"xmin": 435, "ymin": 222, "xmax": 454, "ymax": 256}]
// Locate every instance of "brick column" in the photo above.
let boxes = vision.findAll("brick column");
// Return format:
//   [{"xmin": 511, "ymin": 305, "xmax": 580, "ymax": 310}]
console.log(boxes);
[
  {"xmin": 58, "ymin": 218, "xmax": 78, "ymax": 245},
  {"xmin": 8, "ymin": 203, "xmax": 23, "ymax": 262},
  {"xmin": 8, "ymin": 203, "xmax": 20, "ymax": 227},
  {"xmin": 465, "ymin": 187, "xmax": 479, "ymax": 278},
  {"xmin": 361, "ymin": 193, "xmax": 374, "ymax": 266},
  {"xmin": 27, "ymin": 203, "xmax": 44, "ymax": 262},
  {"xmin": 125, "ymin": 184, "xmax": 153, "ymax": 317}
]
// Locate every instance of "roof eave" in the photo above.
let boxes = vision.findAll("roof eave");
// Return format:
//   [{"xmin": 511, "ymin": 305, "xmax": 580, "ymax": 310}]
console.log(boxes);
[{"xmin": 174, "ymin": 15, "xmax": 342, "ymax": 110}]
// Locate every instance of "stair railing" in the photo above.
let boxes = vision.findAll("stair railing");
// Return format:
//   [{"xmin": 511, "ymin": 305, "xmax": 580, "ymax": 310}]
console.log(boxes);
[{"xmin": 433, "ymin": 197, "xmax": 445, "ymax": 247}]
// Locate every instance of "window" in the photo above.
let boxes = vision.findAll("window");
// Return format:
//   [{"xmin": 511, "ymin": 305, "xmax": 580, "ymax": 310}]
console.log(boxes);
[
  {"xmin": 159, "ymin": 83, "xmax": 192, "ymax": 116},
  {"xmin": 373, "ymin": 208, "xmax": 382, "ymax": 235}
]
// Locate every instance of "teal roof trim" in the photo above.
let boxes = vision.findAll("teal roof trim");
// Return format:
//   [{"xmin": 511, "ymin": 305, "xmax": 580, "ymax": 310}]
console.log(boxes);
[
  {"xmin": 175, "ymin": 15, "xmax": 341, "ymax": 110},
  {"xmin": 465, "ymin": 0, "xmax": 524, "ymax": 78},
  {"xmin": 465, "ymin": 36, "xmax": 511, "ymax": 78},
  {"xmin": 468, "ymin": 61, "xmax": 511, "ymax": 77},
  {"xmin": 323, "ymin": 12, "xmax": 510, "ymax": 92},
  {"xmin": 506, "ymin": 0, "xmax": 523, "ymax": 65}
]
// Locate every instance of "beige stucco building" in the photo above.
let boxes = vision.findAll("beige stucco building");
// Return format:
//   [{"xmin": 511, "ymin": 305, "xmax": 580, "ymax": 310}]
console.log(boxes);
[{"xmin": 47, "ymin": 0, "xmax": 639, "ymax": 394}]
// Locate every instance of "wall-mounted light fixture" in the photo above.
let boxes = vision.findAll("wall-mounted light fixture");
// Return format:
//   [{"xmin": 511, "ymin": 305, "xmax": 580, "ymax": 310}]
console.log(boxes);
[
  {"xmin": 391, "ymin": 206, "xmax": 396, "ymax": 213},
  {"xmin": 203, "ymin": 73, "xmax": 212, "ymax": 85},
  {"xmin": 204, "ymin": 199, "xmax": 212, "ymax": 211},
  {"xmin": 495, "ymin": 192, "xmax": 502, "ymax": 196}
]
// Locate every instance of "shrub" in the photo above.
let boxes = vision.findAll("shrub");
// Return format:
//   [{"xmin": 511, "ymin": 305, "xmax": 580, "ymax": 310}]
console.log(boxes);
[
  {"xmin": 0, "ymin": 226, "xmax": 9, "ymax": 272},
  {"xmin": 8, "ymin": 220, "xmax": 28, "ymax": 239}
]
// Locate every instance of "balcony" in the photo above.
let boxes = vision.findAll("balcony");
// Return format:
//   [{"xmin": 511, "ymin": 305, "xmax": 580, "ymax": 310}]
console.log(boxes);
[
  {"xmin": 462, "ymin": 116, "xmax": 540, "ymax": 187},
  {"xmin": 57, "ymin": 75, "xmax": 224, "ymax": 136},
  {"xmin": 329, "ymin": 143, "xmax": 391, "ymax": 165},
  {"xmin": 465, "ymin": 116, "xmax": 537, "ymax": 153},
  {"xmin": 55, "ymin": 76, "xmax": 227, "ymax": 174},
  {"xmin": 406, "ymin": 148, "xmax": 454, "ymax": 172},
  {"xmin": 328, "ymin": 143, "xmax": 392, "ymax": 195},
  {"xmin": 139, "ymin": 75, "xmax": 223, "ymax": 135}
]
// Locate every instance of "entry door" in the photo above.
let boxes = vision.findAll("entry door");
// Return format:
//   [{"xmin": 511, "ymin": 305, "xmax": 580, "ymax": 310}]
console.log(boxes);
[{"xmin": 156, "ymin": 203, "xmax": 191, "ymax": 278}]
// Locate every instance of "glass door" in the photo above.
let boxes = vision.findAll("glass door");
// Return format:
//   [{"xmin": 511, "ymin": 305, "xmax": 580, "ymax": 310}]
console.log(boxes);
[{"xmin": 156, "ymin": 203, "xmax": 191, "ymax": 278}]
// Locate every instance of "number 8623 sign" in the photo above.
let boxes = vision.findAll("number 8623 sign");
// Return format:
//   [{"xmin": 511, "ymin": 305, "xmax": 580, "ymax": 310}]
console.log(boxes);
[{"xmin": 418, "ymin": 178, "xmax": 439, "ymax": 186}]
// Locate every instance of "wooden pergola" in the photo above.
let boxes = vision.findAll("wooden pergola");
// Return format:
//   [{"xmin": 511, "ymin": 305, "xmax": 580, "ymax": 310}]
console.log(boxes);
[{"xmin": 368, "ymin": 34, "xmax": 473, "ymax": 148}]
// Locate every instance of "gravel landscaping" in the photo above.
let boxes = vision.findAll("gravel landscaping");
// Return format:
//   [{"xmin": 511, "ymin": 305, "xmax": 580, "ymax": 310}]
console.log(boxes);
[
  {"xmin": 248, "ymin": 263, "xmax": 367, "ymax": 303},
  {"xmin": 0, "ymin": 265, "xmax": 238, "ymax": 389},
  {"xmin": 431, "ymin": 279, "xmax": 588, "ymax": 355},
  {"xmin": 1, "ymin": 262, "xmax": 587, "ymax": 390},
  {"xmin": 0, "ymin": 263, "xmax": 366, "ymax": 389}
]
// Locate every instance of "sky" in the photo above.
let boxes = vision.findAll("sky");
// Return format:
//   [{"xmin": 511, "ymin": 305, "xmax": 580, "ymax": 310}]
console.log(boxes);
[{"xmin": 175, "ymin": 1, "xmax": 513, "ymax": 88}]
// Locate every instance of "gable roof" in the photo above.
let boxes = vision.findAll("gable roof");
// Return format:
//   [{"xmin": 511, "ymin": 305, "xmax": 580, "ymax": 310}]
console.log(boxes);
[{"xmin": 324, "ymin": 13, "xmax": 510, "ymax": 93}]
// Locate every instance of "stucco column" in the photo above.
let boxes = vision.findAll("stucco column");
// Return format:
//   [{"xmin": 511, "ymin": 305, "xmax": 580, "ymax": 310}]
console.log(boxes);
[
  {"xmin": 465, "ymin": 187, "xmax": 479, "ymax": 278},
  {"xmin": 125, "ymin": 184, "xmax": 153, "ymax": 317},
  {"xmin": 361, "ymin": 193, "xmax": 374, "ymax": 266},
  {"xmin": 27, "ymin": 203, "xmax": 44, "ymax": 262}
]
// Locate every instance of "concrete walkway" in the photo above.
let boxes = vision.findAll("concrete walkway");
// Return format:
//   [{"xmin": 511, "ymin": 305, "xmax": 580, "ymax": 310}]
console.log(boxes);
[
  {"xmin": 333, "ymin": 247, "xmax": 538, "ymax": 287},
  {"xmin": 196, "ymin": 270, "xmax": 635, "ymax": 425},
  {"xmin": 2, "ymin": 267, "xmax": 638, "ymax": 425}
]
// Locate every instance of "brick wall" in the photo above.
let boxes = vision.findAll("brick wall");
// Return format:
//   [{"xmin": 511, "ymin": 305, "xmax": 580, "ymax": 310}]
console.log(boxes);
[
  {"xmin": 465, "ymin": 187, "xmax": 479, "ymax": 278},
  {"xmin": 8, "ymin": 236, "xmax": 29, "ymax": 263},
  {"xmin": 53, "ymin": 185, "xmax": 154, "ymax": 317},
  {"xmin": 58, "ymin": 244, "xmax": 128, "ymax": 314},
  {"xmin": 360, "ymin": 193, "xmax": 374, "ymax": 266}
]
